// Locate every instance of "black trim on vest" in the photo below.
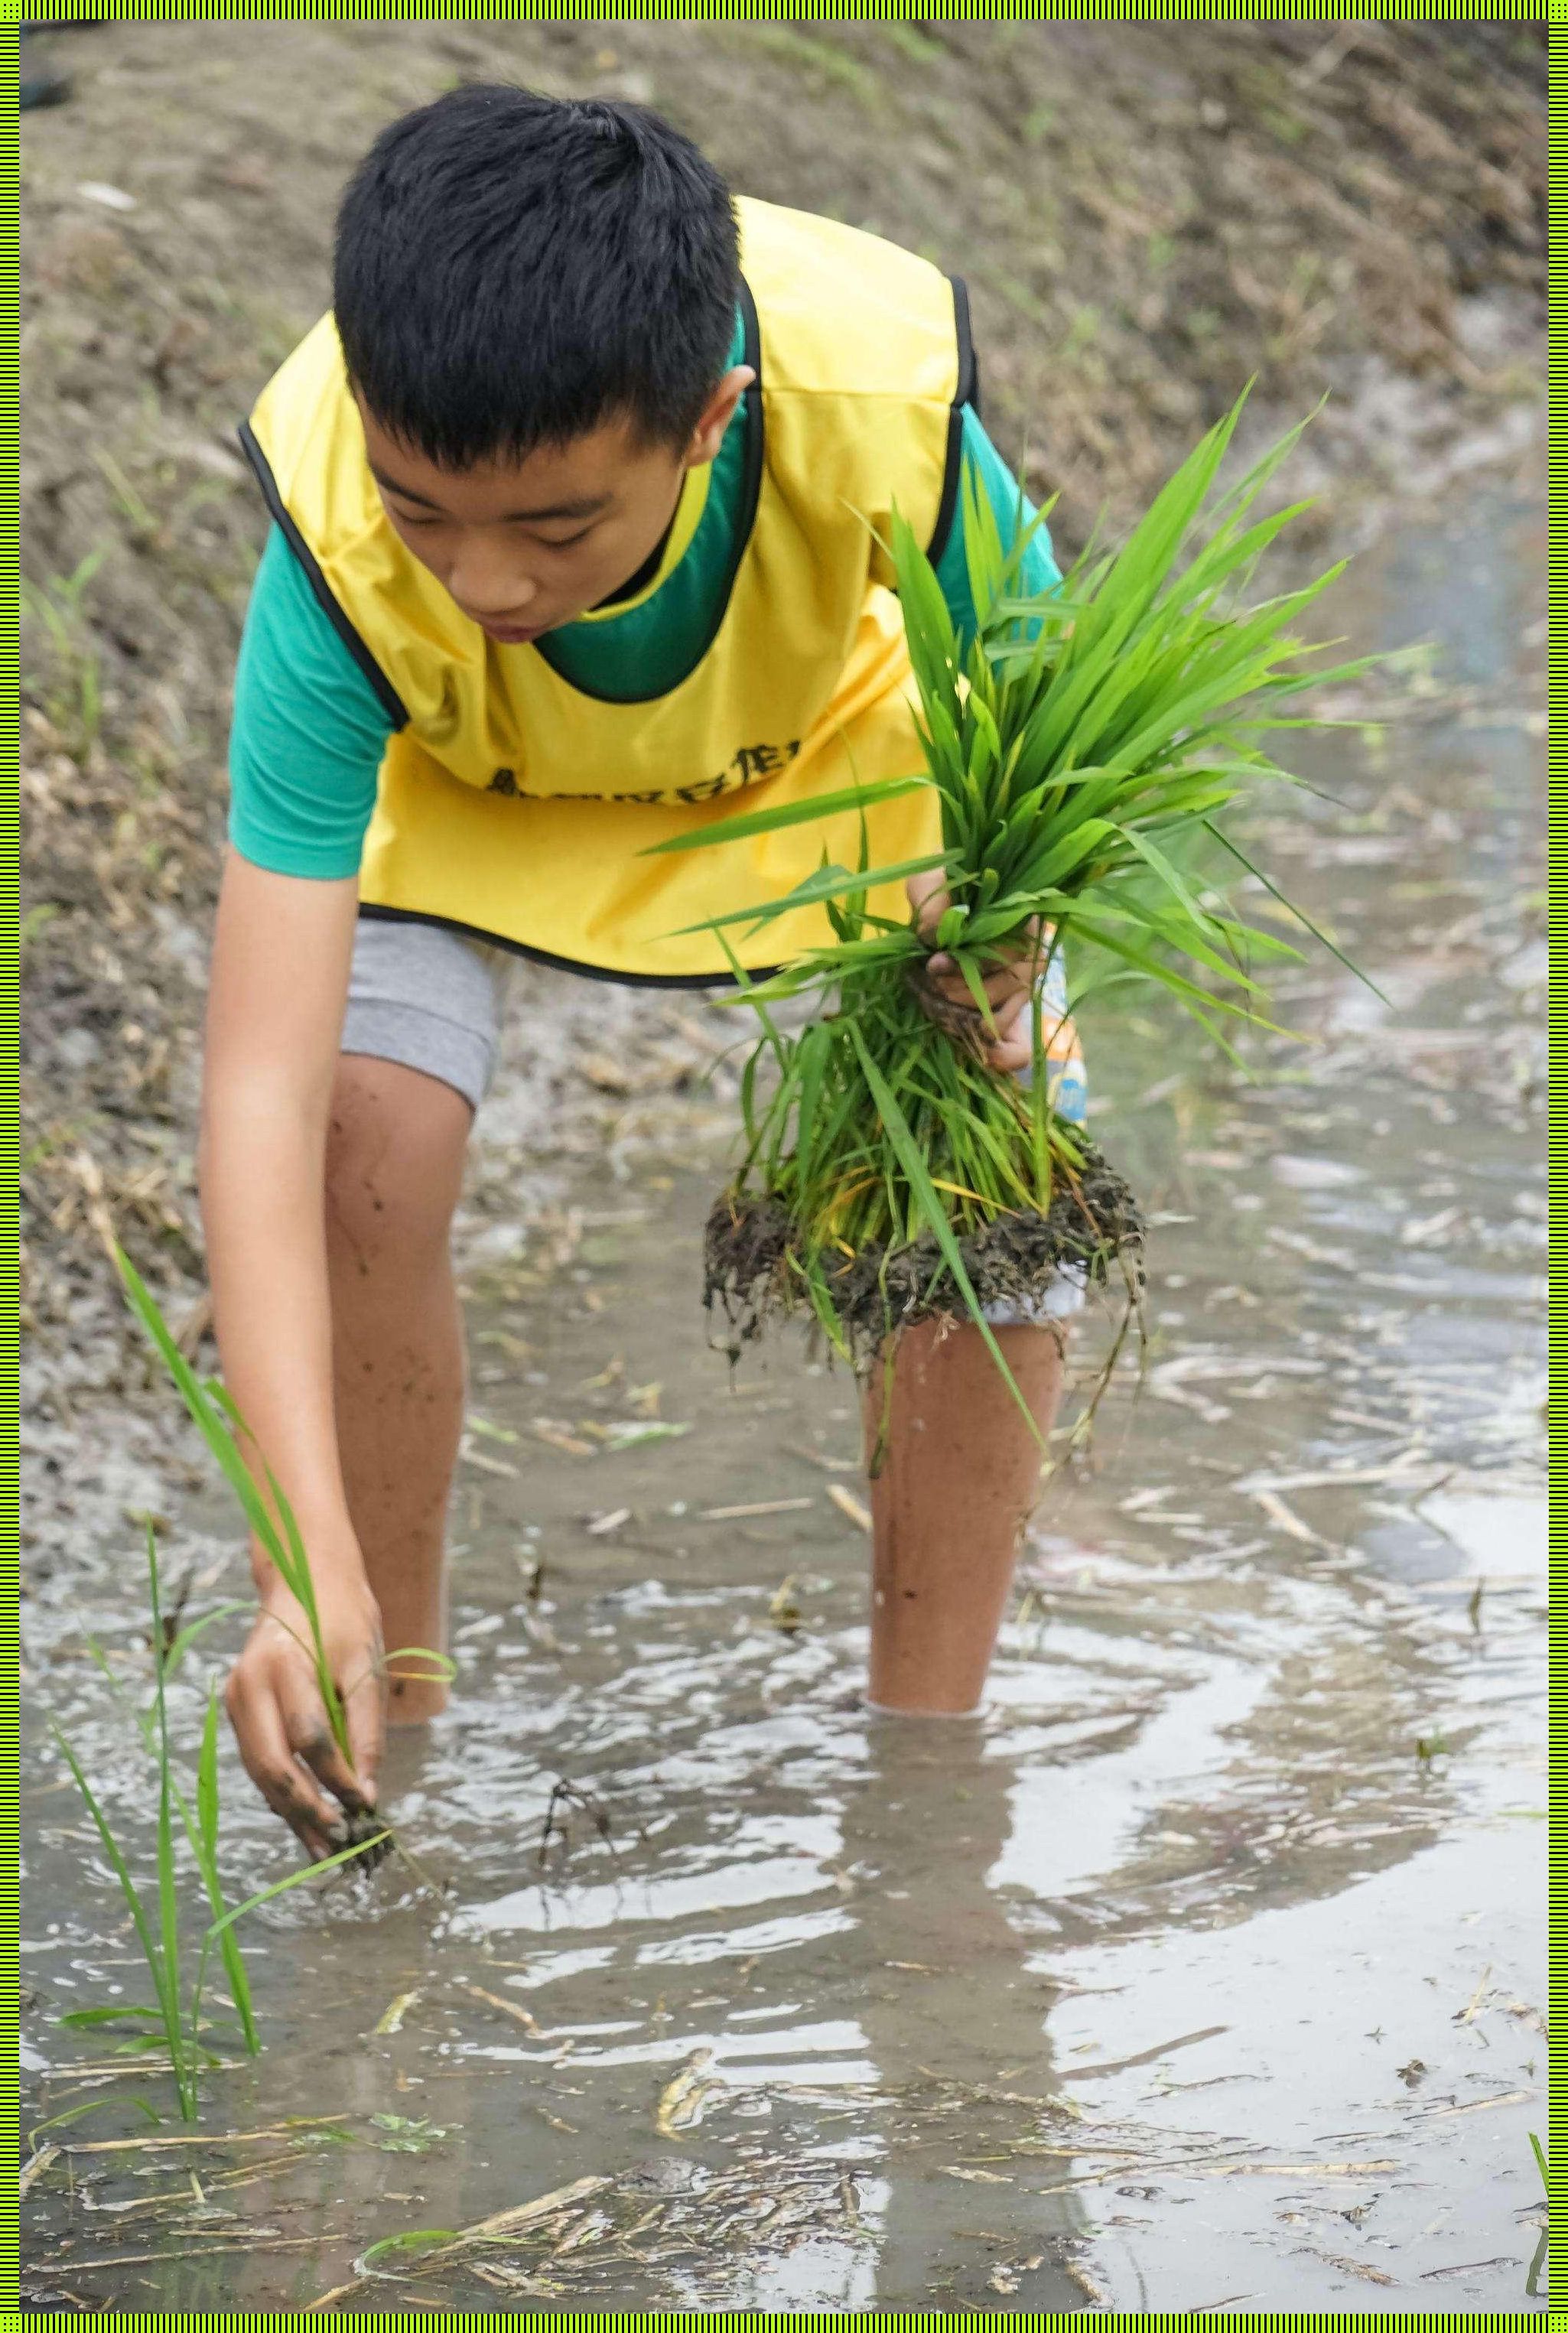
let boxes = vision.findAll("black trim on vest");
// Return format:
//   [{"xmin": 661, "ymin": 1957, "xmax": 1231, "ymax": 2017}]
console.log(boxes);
[
  {"xmin": 236, "ymin": 419, "xmax": 410, "ymax": 731},
  {"xmin": 357, "ymin": 901, "xmax": 778, "ymax": 991},
  {"xmin": 531, "ymin": 276, "xmax": 766, "ymax": 710},
  {"xmin": 590, "ymin": 500, "xmax": 679, "ymax": 610},
  {"xmin": 955, "ymin": 272, "xmax": 981, "ymax": 420},
  {"xmin": 927, "ymin": 273, "xmax": 978, "ymax": 570}
]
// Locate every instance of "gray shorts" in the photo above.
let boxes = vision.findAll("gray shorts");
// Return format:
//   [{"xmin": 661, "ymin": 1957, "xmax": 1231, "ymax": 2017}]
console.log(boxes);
[
  {"xmin": 342, "ymin": 913, "xmax": 1085, "ymax": 1324},
  {"xmin": 343, "ymin": 915, "xmax": 517, "ymax": 1113}
]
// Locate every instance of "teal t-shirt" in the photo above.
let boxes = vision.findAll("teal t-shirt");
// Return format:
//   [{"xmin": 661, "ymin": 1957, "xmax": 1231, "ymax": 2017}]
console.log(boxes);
[{"xmin": 229, "ymin": 401, "xmax": 1061, "ymax": 881}]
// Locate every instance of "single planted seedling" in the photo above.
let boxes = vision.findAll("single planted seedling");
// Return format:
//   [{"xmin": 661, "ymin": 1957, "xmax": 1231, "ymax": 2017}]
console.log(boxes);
[
  {"xmin": 115, "ymin": 1248, "xmax": 454, "ymax": 1865},
  {"xmin": 51, "ymin": 1524, "xmax": 385, "ymax": 2123},
  {"xmin": 42, "ymin": 1248, "xmax": 461, "ymax": 2126}
]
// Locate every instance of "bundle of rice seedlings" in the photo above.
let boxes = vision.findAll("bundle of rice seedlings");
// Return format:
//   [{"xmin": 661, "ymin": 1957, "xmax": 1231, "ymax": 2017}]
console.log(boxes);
[{"xmin": 646, "ymin": 386, "xmax": 1389, "ymax": 1437}]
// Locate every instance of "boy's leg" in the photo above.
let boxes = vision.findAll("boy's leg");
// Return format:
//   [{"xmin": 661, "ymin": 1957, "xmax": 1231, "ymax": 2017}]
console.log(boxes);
[
  {"xmin": 325, "ymin": 1053, "xmax": 470, "ymax": 1722},
  {"xmin": 323, "ymin": 918, "xmax": 509, "ymax": 1723},
  {"xmin": 862, "ymin": 1317, "xmax": 1066, "ymax": 1716},
  {"xmin": 863, "ymin": 942, "xmax": 1085, "ymax": 1716}
]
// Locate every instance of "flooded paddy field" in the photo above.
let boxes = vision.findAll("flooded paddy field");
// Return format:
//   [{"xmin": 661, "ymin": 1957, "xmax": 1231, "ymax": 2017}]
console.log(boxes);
[{"xmin": 21, "ymin": 481, "xmax": 1546, "ymax": 2309}]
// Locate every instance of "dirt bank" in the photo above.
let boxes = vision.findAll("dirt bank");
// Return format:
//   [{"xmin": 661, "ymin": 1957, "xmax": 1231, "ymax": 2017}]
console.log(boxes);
[{"xmin": 20, "ymin": 20, "xmax": 1545, "ymax": 1554}]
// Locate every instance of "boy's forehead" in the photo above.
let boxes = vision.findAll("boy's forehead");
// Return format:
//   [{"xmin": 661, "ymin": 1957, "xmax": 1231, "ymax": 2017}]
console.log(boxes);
[{"xmin": 353, "ymin": 394, "xmax": 665, "ymax": 519}]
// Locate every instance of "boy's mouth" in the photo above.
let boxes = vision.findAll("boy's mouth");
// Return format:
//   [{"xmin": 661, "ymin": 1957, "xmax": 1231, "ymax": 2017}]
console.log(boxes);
[{"xmin": 478, "ymin": 616, "xmax": 548, "ymax": 644}]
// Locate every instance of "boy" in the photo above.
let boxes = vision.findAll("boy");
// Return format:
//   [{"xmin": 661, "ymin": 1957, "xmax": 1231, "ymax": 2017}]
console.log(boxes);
[{"xmin": 210, "ymin": 86, "xmax": 1086, "ymax": 1860}]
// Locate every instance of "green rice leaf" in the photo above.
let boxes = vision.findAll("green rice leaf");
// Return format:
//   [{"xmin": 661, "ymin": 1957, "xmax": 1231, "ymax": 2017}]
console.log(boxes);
[
  {"xmin": 49, "ymin": 1726, "xmax": 179, "ymax": 2088},
  {"xmin": 668, "ymin": 851, "xmax": 950, "ymax": 938},
  {"xmin": 1202, "ymin": 818, "xmax": 1389, "ymax": 1004},
  {"xmin": 145, "ymin": 1526, "xmax": 192, "ymax": 2117},
  {"xmin": 201, "ymin": 1832, "xmax": 394, "ymax": 1943},
  {"xmin": 845, "ymin": 1020, "xmax": 1046, "ymax": 1449},
  {"xmin": 357, "ymin": 2231, "xmax": 461, "ymax": 2273},
  {"xmin": 192, "ymin": 1687, "xmax": 260, "ymax": 2057},
  {"xmin": 637, "ymin": 775, "xmax": 927, "ymax": 855},
  {"xmin": 56, "ymin": 2006, "xmax": 164, "ymax": 2029},
  {"xmin": 28, "ymin": 2097, "xmax": 162, "ymax": 2145},
  {"xmin": 117, "ymin": 1254, "xmax": 298, "ymax": 1598}
]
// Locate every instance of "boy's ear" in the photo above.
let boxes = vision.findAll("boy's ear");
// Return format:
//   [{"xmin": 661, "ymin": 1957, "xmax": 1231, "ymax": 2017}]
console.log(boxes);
[{"xmin": 685, "ymin": 365, "xmax": 756, "ymax": 468}]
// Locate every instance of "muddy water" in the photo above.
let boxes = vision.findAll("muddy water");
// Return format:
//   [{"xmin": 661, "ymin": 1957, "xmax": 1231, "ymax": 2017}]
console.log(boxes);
[{"xmin": 21, "ymin": 480, "xmax": 1546, "ymax": 2311}]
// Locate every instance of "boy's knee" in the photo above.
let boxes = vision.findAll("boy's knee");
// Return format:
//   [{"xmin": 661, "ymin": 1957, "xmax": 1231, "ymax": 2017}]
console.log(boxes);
[{"xmin": 325, "ymin": 1055, "xmax": 469, "ymax": 1271}]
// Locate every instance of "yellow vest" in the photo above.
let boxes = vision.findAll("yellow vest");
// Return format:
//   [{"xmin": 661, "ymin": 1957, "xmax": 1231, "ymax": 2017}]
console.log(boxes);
[{"xmin": 241, "ymin": 197, "xmax": 974, "ymax": 983}]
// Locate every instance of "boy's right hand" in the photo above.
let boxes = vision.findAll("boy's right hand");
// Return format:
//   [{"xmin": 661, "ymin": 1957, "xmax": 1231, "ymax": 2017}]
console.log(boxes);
[{"xmin": 225, "ymin": 1573, "xmax": 386, "ymax": 1862}]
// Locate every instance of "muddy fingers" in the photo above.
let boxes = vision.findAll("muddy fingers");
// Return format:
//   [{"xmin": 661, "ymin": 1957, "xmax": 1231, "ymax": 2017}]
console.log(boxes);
[
  {"xmin": 223, "ymin": 1586, "xmax": 389, "ymax": 1862},
  {"xmin": 226, "ymin": 1673, "xmax": 346, "ymax": 1863}
]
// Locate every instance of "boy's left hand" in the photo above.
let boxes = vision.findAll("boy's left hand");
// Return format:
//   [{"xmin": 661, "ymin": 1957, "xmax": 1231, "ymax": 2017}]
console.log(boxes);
[{"xmin": 906, "ymin": 870, "xmax": 1044, "ymax": 1075}]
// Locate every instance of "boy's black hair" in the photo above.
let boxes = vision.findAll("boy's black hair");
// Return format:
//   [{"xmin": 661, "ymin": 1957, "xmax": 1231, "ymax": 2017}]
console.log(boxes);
[{"xmin": 334, "ymin": 83, "xmax": 740, "ymax": 468}]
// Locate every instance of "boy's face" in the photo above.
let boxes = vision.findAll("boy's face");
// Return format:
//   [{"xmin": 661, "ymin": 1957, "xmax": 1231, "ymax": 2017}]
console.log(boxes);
[{"xmin": 356, "ymin": 366, "xmax": 754, "ymax": 645}]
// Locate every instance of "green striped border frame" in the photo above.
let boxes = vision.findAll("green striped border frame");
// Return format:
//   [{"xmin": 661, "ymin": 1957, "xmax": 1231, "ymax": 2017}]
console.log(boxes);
[
  {"xmin": 2, "ymin": 5, "xmax": 16, "ymax": 2322},
  {"xmin": 0, "ymin": 2319, "xmax": 1552, "ymax": 2330},
  {"xmin": 2, "ymin": 0, "xmax": 1557, "ymax": 19},
  {"xmin": 9, "ymin": 2, "xmax": 1554, "ymax": 2321},
  {"xmin": 1550, "ymin": 18, "xmax": 1565, "ymax": 2328},
  {"xmin": 28, "ymin": 2309, "xmax": 1522, "ymax": 2330}
]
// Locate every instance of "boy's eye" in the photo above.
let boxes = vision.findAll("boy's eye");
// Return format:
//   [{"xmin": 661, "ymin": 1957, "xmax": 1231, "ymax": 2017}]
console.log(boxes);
[{"xmin": 533, "ymin": 527, "xmax": 594, "ymax": 552}]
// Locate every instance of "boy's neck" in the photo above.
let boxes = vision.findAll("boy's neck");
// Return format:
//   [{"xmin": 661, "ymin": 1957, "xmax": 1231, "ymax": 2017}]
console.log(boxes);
[{"xmin": 590, "ymin": 493, "xmax": 682, "ymax": 610}]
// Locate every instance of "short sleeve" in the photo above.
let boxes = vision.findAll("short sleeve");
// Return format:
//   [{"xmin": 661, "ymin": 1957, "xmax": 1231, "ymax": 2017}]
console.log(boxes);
[
  {"xmin": 228, "ymin": 526, "xmax": 393, "ymax": 881},
  {"xmin": 933, "ymin": 406, "xmax": 1063, "ymax": 652}
]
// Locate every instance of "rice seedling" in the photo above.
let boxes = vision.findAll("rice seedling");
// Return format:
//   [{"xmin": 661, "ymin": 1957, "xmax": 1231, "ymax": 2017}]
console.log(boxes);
[
  {"xmin": 115, "ymin": 1245, "xmax": 454, "ymax": 1859},
  {"xmin": 41, "ymin": 1254, "xmax": 457, "ymax": 2123},
  {"xmin": 645, "ymin": 383, "xmax": 1396, "ymax": 1434},
  {"xmin": 50, "ymin": 1524, "xmax": 382, "ymax": 2123}
]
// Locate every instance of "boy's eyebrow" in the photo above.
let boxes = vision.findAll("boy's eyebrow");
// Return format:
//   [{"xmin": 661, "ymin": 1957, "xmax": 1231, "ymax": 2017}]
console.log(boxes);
[{"xmin": 369, "ymin": 465, "xmax": 612, "ymax": 524}]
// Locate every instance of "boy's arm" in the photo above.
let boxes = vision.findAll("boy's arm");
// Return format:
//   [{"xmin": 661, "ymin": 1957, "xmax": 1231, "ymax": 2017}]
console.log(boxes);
[
  {"xmin": 207, "ymin": 534, "xmax": 396, "ymax": 1855},
  {"xmin": 202, "ymin": 849, "xmax": 385, "ymax": 1859}
]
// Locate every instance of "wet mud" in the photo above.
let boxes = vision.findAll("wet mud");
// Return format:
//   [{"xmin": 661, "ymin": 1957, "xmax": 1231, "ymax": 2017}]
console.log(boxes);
[{"xmin": 704, "ymin": 1143, "xmax": 1144, "ymax": 1365}]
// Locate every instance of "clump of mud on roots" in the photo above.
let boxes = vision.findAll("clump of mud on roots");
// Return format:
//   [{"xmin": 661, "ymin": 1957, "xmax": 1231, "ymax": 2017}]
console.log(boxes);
[
  {"xmin": 704, "ymin": 1139, "xmax": 1144, "ymax": 1368},
  {"xmin": 338, "ymin": 1806, "xmax": 395, "ymax": 1875}
]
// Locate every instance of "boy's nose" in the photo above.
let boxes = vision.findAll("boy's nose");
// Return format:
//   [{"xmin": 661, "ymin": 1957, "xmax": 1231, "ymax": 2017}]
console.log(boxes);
[{"xmin": 448, "ymin": 545, "xmax": 538, "ymax": 619}]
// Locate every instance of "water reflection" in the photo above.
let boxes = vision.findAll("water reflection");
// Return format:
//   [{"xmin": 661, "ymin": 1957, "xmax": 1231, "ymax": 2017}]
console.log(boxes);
[{"xmin": 845, "ymin": 1720, "xmax": 1088, "ymax": 2309}]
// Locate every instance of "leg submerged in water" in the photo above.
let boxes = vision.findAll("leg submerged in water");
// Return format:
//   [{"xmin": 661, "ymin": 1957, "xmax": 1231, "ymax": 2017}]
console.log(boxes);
[
  {"xmin": 862, "ymin": 1317, "xmax": 1066, "ymax": 1716},
  {"xmin": 325, "ymin": 1053, "xmax": 471, "ymax": 1723}
]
